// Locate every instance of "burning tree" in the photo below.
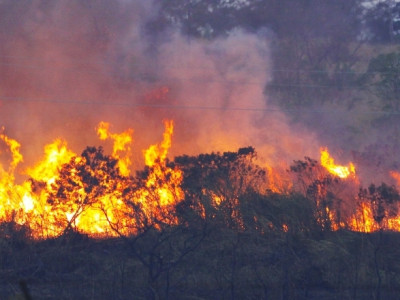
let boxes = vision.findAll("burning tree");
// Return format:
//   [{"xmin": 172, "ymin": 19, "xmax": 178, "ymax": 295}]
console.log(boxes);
[
  {"xmin": 3, "ymin": 120, "xmax": 400, "ymax": 299},
  {"xmin": 1, "ymin": 119, "xmax": 399, "ymax": 239},
  {"xmin": 357, "ymin": 183, "xmax": 400, "ymax": 230},
  {"xmin": 290, "ymin": 149, "xmax": 359, "ymax": 232},
  {"xmin": 173, "ymin": 146, "xmax": 267, "ymax": 230},
  {"xmin": 44, "ymin": 146, "xmax": 128, "ymax": 236}
]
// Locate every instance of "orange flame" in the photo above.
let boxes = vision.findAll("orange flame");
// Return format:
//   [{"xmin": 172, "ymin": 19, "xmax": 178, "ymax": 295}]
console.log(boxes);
[
  {"xmin": 0, "ymin": 120, "xmax": 183, "ymax": 239},
  {"xmin": 0, "ymin": 129, "xmax": 23, "ymax": 171},
  {"xmin": 349, "ymin": 202, "xmax": 377, "ymax": 232},
  {"xmin": 320, "ymin": 147, "xmax": 356, "ymax": 178},
  {"xmin": 266, "ymin": 165, "xmax": 292, "ymax": 194},
  {"xmin": 139, "ymin": 120, "xmax": 184, "ymax": 214},
  {"xmin": 144, "ymin": 120, "xmax": 173, "ymax": 167},
  {"xmin": 390, "ymin": 171, "xmax": 400, "ymax": 187},
  {"xmin": 25, "ymin": 138, "xmax": 76, "ymax": 184},
  {"xmin": 1, "ymin": 122, "xmax": 399, "ymax": 238},
  {"xmin": 97, "ymin": 121, "xmax": 133, "ymax": 176}
]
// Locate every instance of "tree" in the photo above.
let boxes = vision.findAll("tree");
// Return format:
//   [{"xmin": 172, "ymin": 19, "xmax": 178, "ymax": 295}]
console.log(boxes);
[
  {"xmin": 46, "ymin": 146, "xmax": 123, "ymax": 234},
  {"xmin": 153, "ymin": 0, "xmax": 247, "ymax": 38},
  {"xmin": 153, "ymin": 0, "xmax": 365, "ymax": 111},
  {"xmin": 290, "ymin": 157, "xmax": 355, "ymax": 231},
  {"xmin": 363, "ymin": 1, "xmax": 400, "ymax": 43},
  {"xmin": 100, "ymin": 158, "xmax": 208, "ymax": 300},
  {"xmin": 364, "ymin": 51, "xmax": 400, "ymax": 112},
  {"xmin": 357, "ymin": 183, "xmax": 400, "ymax": 300},
  {"xmin": 358, "ymin": 183, "xmax": 400, "ymax": 228},
  {"xmin": 173, "ymin": 147, "xmax": 267, "ymax": 229}
]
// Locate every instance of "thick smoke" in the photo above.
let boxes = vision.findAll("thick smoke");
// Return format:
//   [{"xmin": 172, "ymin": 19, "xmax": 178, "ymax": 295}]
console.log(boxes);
[{"xmin": 0, "ymin": 0, "xmax": 318, "ymax": 170}]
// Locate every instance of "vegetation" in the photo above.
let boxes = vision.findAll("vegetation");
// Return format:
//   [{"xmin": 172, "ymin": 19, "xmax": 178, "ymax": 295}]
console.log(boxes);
[
  {"xmin": 3, "ymin": 1, "xmax": 400, "ymax": 299},
  {"xmin": 1, "ymin": 147, "xmax": 400, "ymax": 299}
]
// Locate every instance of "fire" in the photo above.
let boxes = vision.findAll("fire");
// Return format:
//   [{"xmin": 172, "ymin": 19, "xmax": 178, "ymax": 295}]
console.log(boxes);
[
  {"xmin": 390, "ymin": 171, "xmax": 400, "ymax": 186},
  {"xmin": 135, "ymin": 120, "xmax": 184, "ymax": 224},
  {"xmin": 0, "ymin": 132, "xmax": 27, "ymax": 224},
  {"xmin": 25, "ymin": 138, "xmax": 76, "ymax": 184},
  {"xmin": 349, "ymin": 201, "xmax": 400, "ymax": 233},
  {"xmin": 266, "ymin": 165, "xmax": 292, "ymax": 194},
  {"xmin": 0, "ymin": 121, "xmax": 399, "ymax": 238},
  {"xmin": 349, "ymin": 202, "xmax": 377, "ymax": 232},
  {"xmin": 144, "ymin": 120, "xmax": 173, "ymax": 167},
  {"xmin": 0, "ymin": 130, "xmax": 23, "ymax": 171},
  {"xmin": 0, "ymin": 120, "xmax": 183, "ymax": 239},
  {"xmin": 320, "ymin": 147, "xmax": 356, "ymax": 178},
  {"xmin": 97, "ymin": 121, "xmax": 133, "ymax": 176}
]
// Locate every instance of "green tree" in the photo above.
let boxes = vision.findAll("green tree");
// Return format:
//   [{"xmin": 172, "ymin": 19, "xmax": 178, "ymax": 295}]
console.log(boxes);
[
  {"xmin": 364, "ymin": 51, "xmax": 400, "ymax": 112},
  {"xmin": 363, "ymin": 1, "xmax": 400, "ymax": 44}
]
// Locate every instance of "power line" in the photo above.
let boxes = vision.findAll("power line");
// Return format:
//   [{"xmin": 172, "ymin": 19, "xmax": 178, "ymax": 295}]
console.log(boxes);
[
  {"xmin": 0, "ymin": 64, "xmax": 369, "ymax": 89},
  {"xmin": 0, "ymin": 57, "xmax": 395, "ymax": 75},
  {"xmin": 0, "ymin": 54, "xmax": 399, "ymax": 77},
  {"xmin": 1, "ymin": 95, "xmax": 400, "ymax": 115}
]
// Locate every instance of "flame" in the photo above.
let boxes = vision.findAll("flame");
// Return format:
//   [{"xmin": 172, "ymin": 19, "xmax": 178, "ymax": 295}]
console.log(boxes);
[
  {"xmin": 0, "ymin": 136, "xmax": 77, "ymax": 237},
  {"xmin": 390, "ymin": 171, "xmax": 400, "ymax": 186},
  {"xmin": 349, "ymin": 202, "xmax": 376, "ymax": 232},
  {"xmin": 211, "ymin": 193, "xmax": 224, "ymax": 206},
  {"xmin": 25, "ymin": 138, "xmax": 76, "ymax": 184},
  {"xmin": 266, "ymin": 165, "xmax": 292, "ymax": 194},
  {"xmin": 0, "ymin": 122, "xmax": 399, "ymax": 238},
  {"xmin": 0, "ymin": 129, "xmax": 23, "ymax": 171},
  {"xmin": 0, "ymin": 120, "xmax": 183, "ymax": 239},
  {"xmin": 136, "ymin": 120, "xmax": 184, "ymax": 225},
  {"xmin": 0, "ymin": 132, "xmax": 26, "ymax": 225},
  {"xmin": 320, "ymin": 147, "xmax": 356, "ymax": 178},
  {"xmin": 97, "ymin": 121, "xmax": 133, "ymax": 176},
  {"xmin": 144, "ymin": 120, "xmax": 173, "ymax": 167},
  {"xmin": 349, "ymin": 200, "xmax": 400, "ymax": 233}
]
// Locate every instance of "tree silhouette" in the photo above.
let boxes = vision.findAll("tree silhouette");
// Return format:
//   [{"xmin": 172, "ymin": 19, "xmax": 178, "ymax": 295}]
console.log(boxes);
[
  {"xmin": 46, "ymin": 146, "xmax": 123, "ymax": 234},
  {"xmin": 358, "ymin": 183, "xmax": 400, "ymax": 228}
]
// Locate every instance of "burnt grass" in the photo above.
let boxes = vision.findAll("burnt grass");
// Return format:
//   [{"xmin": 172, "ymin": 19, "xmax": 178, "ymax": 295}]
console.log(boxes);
[{"xmin": 2, "ymin": 223, "xmax": 400, "ymax": 300}]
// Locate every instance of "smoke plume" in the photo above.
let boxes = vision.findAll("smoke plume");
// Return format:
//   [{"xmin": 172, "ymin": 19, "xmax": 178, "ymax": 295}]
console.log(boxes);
[{"xmin": 0, "ymin": 0, "xmax": 319, "ymax": 171}]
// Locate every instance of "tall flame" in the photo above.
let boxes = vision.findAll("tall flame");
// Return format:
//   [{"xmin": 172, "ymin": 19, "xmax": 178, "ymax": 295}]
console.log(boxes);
[
  {"xmin": 139, "ymin": 120, "xmax": 184, "ymax": 216},
  {"xmin": 144, "ymin": 120, "xmax": 173, "ymax": 167},
  {"xmin": 97, "ymin": 121, "xmax": 133, "ymax": 176}
]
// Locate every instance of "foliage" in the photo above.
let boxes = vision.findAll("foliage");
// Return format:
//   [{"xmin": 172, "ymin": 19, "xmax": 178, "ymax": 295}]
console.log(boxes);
[
  {"xmin": 173, "ymin": 147, "xmax": 267, "ymax": 229},
  {"xmin": 46, "ymin": 146, "xmax": 124, "ymax": 233},
  {"xmin": 363, "ymin": 2, "xmax": 400, "ymax": 43},
  {"xmin": 363, "ymin": 51, "xmax": 400, "ymax": 112},
  {"xmin": 3, "ymin": 144, "xmax": 400, "ymax": 298},
  {"xmin": 153, "ymin": 0, "xmax": 365, "ymax": 110},
  {"xmin": 290, "ymin": 157, "xmax": 353, "ymax": 231},
  {"xmin": 359, "ymin": 183, "xmax": 400, "ymax": 226}
]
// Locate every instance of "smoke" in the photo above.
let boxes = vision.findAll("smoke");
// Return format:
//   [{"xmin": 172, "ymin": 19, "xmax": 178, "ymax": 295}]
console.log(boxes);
[{"xmin": 0, "ymin": 0, "xmax": 318, "ymax": 170}]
